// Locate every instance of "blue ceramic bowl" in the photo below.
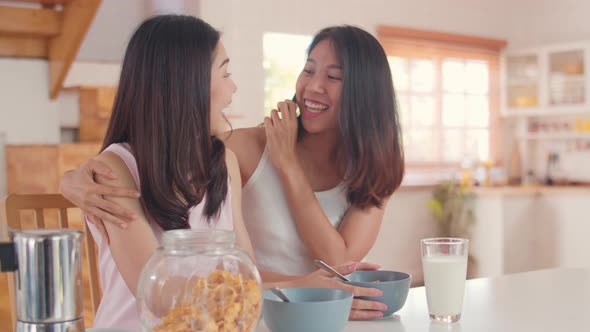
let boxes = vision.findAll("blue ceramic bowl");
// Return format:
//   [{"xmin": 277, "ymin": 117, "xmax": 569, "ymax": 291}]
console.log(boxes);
[
  {"xmin": 262, "ymin": 287, "xmax": 353, "ymax": 332},
  {"xmin": 343, "ymin": 270, "xmax": 411, "ymax": 317}
]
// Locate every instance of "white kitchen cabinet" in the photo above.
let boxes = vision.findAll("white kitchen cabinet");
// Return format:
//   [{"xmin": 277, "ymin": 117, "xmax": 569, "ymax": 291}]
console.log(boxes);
[
  {"xmin": 471, "ymin": 187, "xmax": 590, "ymax": 278},
  {"xmin": 502, "ymin": 42, "xmax": 590, "ymax": 183}
]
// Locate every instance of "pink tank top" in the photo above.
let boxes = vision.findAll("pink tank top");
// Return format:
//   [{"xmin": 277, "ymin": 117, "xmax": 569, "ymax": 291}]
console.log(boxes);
[{"xmin": 87, "ymin": 143, "xmax": 233, "ymax": 330}]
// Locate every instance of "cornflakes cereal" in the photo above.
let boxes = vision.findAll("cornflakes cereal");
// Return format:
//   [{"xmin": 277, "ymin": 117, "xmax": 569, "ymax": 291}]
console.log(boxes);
[{"xmin": 153, "ymin": 270, "xmax": 261, "ymax": 332}]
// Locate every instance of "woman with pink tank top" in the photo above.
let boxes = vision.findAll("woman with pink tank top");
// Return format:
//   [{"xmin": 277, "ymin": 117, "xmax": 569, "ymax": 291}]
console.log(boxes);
[{"xmin": 70, "ymin": 15, "xmax": 383, "ymax": 329}]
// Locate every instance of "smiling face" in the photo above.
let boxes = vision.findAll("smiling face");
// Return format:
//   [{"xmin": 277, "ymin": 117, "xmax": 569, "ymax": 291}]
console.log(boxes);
[
  {"xmin": 295, "ymin": 39, "xmax": 342, "ymax": 135},
  {"xmin": 210, "ymin": 41, "xmax": 237, "ymax": 136}
]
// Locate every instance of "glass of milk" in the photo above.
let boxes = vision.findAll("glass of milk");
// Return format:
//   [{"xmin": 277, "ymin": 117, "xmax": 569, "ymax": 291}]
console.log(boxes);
[{"xmin": 421, "ymin": 238, "xmax": 469, "ymax": 323}]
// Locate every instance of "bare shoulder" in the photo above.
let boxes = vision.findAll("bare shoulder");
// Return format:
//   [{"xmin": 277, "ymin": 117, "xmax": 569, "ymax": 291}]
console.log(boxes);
[
  {"xmin": 221, "ymin": 127, "xmax": 267, "ymax": 184},
  {"xmin": 223, "ymin": 127, "xmax": 266, "ymax": 152},
  {"xmin": 95, "ymin": 151, "xmax": 137, "ymax": 189}
]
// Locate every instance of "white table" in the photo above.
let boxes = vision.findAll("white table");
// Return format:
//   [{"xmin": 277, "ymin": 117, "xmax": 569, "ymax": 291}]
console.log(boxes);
[{"xmin": 257, "ymin": 268, "xmax": 590, "ymax": 332}]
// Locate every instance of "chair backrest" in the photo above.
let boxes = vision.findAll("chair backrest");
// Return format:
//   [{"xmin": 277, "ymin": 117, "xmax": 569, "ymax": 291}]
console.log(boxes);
[{"xmin": 1, "ymin": 194, "xmax": 101, "ymax": 329}]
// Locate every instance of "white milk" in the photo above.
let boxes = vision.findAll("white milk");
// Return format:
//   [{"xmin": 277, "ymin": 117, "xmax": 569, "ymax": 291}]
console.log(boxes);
[{"xmin": 422, "ymin": 255, "xmax": 468, "ymax": 316}]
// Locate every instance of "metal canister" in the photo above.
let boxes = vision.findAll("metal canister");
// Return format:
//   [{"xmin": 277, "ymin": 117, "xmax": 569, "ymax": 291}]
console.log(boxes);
[{"xmin": 1, "ymin": 229, "xmax": 85, "ymax": 331}]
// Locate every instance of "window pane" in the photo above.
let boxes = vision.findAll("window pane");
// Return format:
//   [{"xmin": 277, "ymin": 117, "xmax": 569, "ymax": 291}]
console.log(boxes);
[
  {"xmin": 465, "ymin": 60, "xmax": 489, "ymax": 94},
  {"xmin": 389, "ymin": 56, "xmax": 409, "ymax": 92},
  {"xmin": 263, "ymin": 33, "xmax": 312, "ymax": 116},
  {"xmin": 442, "ymin": 129, "xmax": 463, "ymax": 162},
  {"xmin": 410, "ymin": 59, "xmax": 435, "ymax": 92},
  {"xmin": 402, "ymin": 130, "xmax": 412, "ymax": 155},
  {"xmin": 442, "ymin": 93, "xmax": 466, "ymax": 127},
  {"xmin": 466, "ymin": 129, "xmax": 489, "ymax": 162},
  {"xmin": 397, "ymin": 93, "xmax": 410, "ymax": 128},
  {"xmin": 442, "ymin": 59, "xmax": 466, "ymax": 93},
  {"xmin": 466, "ymin": 95, "xmax": 489, "ymax": 127},
  {"xmin": 411, "ymin": 95, "xmax": 435, "ymax": 126},
  {"xmin": 407, "ymin": 129, "xmax": 436, "ymax": 162}
]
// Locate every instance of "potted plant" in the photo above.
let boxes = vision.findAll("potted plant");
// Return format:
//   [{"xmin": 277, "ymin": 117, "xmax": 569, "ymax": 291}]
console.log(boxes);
[{"xmin": 426, "ymin": 181, "xmax": 477, "ymax": 277}]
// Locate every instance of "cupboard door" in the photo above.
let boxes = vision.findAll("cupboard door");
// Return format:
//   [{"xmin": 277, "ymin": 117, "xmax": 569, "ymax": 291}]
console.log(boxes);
[
  {"xmin": 506, "ymin": 54, "xmax": 540, "ymax": 108},
  {"xmin": 79, "ymin": 86, "xmax": 116, "ymax": 142},
  {"xmin": 548, "ymin": 49, "xmax": 586, "ymax": 106}
]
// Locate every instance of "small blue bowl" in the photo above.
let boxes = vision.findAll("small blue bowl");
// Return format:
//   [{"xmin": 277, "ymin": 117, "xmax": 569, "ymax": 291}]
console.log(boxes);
[
  {"xmin": 343, "ymin": 270, "xmax": 411, "ymax": 317},
  {"xmin": 262, "ymin": 287, "xmax": 353, "ymax": 332}
]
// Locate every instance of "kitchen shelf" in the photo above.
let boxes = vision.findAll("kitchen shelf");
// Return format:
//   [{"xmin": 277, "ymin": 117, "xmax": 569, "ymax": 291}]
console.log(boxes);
[
  {"xmin": 502, "ymin": 43, "xmax": 590, "ymax": 184},
  {"xmin": 519, "ymin": 133, "xmax": 590, "ymax": 140},
  {"xmin": 501, "ymin": 107, "xmax": 590, "ymax": 118},
  {"xmin": 549, "ymin": 74, "xmax": 585, "ymax": 82}
]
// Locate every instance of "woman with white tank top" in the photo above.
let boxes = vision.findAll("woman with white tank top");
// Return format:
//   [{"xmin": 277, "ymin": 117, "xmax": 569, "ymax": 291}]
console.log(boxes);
[{"xmin": 224, "ymin": 27, "xmax": 405, "ymax": 290}]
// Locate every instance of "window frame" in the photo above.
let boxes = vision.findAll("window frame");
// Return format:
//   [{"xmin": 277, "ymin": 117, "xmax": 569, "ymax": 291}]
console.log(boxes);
[{"xmin": 378, "ymin": 26, "xmax": 507, "ymax": 169}]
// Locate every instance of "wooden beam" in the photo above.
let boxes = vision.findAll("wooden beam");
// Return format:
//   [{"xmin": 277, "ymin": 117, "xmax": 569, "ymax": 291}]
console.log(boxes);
[
  {"xmin": 0, "ymin": 5, "xmax": 61, "ymax": 37},
  {"xmin": 0, "ymin": 34, "xmax": 47, "ymax": 58},
  {"xmin": 9, "ymin": 0, "xmax": 70, "ymax": 5},
  {"xmin": 48, "ymin": 0, "xmax": 101, "ymax": 99},
  {"xmin": 377, "ymin": 25, "xmax": 507, "ymax": 51}
]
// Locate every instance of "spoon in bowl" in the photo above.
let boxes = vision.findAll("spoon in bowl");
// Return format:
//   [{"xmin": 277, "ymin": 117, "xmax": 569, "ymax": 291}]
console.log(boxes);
[
  {"xmin": 313, "ymin": 259, "xmax": 351, "ymax": 282},
  {"xmin": 270, "ymin": 287, "xmax": 291, "ymax": 302}
]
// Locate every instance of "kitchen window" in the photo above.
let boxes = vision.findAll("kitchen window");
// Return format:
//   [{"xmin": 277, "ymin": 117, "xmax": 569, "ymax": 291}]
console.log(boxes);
[
  {"xmin": 263, "ymin": 32, "xmax": 312, "ymax": 116},
  {"xmin": 378, "ymin": 26, "xmax": 506, "ymax": 172}
]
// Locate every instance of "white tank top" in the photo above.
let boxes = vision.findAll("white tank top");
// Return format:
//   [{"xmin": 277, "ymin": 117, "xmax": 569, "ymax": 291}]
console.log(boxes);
[{"xmin": 241, "ymin": 145, "xmax": 349, "ymax": 276}]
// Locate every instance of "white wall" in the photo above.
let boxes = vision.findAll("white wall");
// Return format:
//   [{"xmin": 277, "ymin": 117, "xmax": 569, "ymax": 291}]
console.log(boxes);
[
  {"xmin": 76, "ymin": 0, "xmax": 200, "ymax": 62},
  {"xmin": 0, "ymin": 59, "xmax": 62, "ymax": 144},
  {"xmin": 502, "ymin": 0, "xmax": 590, "ymax": 49}
]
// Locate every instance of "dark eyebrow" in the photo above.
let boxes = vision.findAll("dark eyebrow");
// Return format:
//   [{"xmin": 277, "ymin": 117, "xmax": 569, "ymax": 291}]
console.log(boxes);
[
  {"xmin": 306, "ymin": 58, "xmax": 342, "ymax": 69},
  {"xmin": 219, "ymin": 58, "xmax": 229, "ymax": 68}
]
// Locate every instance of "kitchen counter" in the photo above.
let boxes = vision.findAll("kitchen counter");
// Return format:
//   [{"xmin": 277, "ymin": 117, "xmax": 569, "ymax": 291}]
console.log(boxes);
[
  {"xmin": 473, "ymin": 184, "xmax": 590, "ymax": 196},
  {"xmin": 257, "ymin": 268, "xmax": 590, "ymax": 332}
]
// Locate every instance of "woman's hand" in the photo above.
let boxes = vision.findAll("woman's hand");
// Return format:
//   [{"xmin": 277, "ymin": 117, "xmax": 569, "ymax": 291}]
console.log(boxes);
[
  {"xmin": 263, "ymin": 100, "xmax": 299, "ymax": 172},
  {"xmin": 286, "ymin": 262, "xmax": 388, "ymax": 320},
  {"xmin": 60, "ymin": 159, "xmax": 140, "ymax": 240}
]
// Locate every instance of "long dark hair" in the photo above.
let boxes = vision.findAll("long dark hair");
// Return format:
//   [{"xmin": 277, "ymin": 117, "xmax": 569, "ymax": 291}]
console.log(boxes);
[
  {"xmin": 302, "ymin": 26, "xmax": 405, "ymax": 209},
  {"xmin": 101, "ymin": 15, "xmax": 227, "ymax": 230}
]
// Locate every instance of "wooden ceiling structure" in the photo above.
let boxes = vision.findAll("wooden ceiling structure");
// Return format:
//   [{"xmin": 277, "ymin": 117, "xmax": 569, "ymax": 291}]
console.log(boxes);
[{"xmin": 0, "ymin": 0, "xmax": 102, "ymax": 99}]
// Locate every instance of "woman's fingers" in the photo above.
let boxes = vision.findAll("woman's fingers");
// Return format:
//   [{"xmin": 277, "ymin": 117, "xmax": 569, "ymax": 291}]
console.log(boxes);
[
  {"xmin": 352, "ymin": 262, "xmax": 381, "ymax": 271},
  {"xmin": 277, "ymin": 100, "xmax": 298, "ymax": 125},
  {"xmin": 330, "ymin": 261, "xmax": 381, "ymax": 277},
  {"xmin": 90, "ymin": 195, "xmax": 136, "ymax": 222},
  {"xmin": 270, "ymin": 109, "xmax": 281, "ymax": 127},
  {"xmin": 91, "ymin": 183, "xmax": 140, "ymax": 199},
  {"xmin": 348, "ymin": 284, "xmax": 383, "ymax": 298},
  {"xmin": 349, "ymin": 309, "xmax": 384, "ymax": 320},
  {"xmin": 326, "ymin": 278, "xmax": 383, "ymax": 298},
  {"xmin": 263, "ymin": 116, "xmax": 273, "ymax": 129},
  {"xmin": 285, "ymin": 99, "xmax": 298, "ymax": 121},
  {"xmin": 84, "ymin": 159, "xmax": 117, "ymax": 180},
  {"xmin": 351, "ymin": 298, "xmax": 388, "ymax": 312}
]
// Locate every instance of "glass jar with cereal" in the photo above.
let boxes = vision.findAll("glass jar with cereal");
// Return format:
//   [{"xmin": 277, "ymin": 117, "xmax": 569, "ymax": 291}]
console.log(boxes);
[{"xmin": 136, "ymin": 230, "xmax": 262, "ymax": 332}]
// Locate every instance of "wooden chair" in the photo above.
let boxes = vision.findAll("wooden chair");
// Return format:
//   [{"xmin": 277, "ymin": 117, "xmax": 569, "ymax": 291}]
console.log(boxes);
[{"xmin": 1, "ymin": 194, "xmax": 101, "ymax": 330}]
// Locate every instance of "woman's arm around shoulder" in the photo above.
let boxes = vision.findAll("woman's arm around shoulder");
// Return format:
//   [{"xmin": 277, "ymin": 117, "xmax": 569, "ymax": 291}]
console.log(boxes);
[{"xmin": 93, "ymin": 151, "xmax": 159, "ymax": 294}]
